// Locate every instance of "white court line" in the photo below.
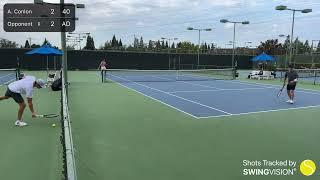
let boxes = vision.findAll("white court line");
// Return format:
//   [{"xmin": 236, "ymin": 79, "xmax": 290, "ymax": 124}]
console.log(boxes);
[
  {"xmin": 227, "ymin": 80, "xmax": 320, "ymax": 96},
  {"xmin": 169, "ymin": 87, "xmax": 267, "ymax": 93},
  {"xmin": 198, "ymin": 105, "xmax": 320, "ymax": 119},
  {"xmin": 101, "ymin": 76, "xmax": 199, "ymax": 119},
  {"xmin": 0, "ymin": 78, "xmax": 15, "ymax": 86},
  {"xmin": 0, "ymin": 73, "xmax": 14, "ymax": 80},
  {"xmin": 150, "ymin": 75, "xmax": 223, "ymax": 90},
  {"xmin": 100, "ymin": 73, "xmax": 320, "ymax": 119},
  {"xmin": 109, "ymin": 74, "xmax": 232, "ymax": 116},
  {"xmin": 209, "ymin": 78, "xmax": 320, "ymax": 96}
]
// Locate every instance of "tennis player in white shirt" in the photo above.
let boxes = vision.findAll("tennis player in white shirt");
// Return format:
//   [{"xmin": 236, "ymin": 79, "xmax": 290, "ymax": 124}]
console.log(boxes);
[{"xmin": 0, "ymin": 76, "xmax": 45, "ymax": 127}]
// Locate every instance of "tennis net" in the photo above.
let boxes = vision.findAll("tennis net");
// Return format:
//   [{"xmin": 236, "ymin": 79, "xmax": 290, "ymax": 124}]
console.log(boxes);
[
  {"xmin": 0, "ymin": 69, "xmax": 19, "ymax": 85},
  {"xmin": 60, "ymin": 69, "xmax": 77, "ymax": 180},
  {"xmin": 277, "ymin": 68, "xmax": 320, "ymax": 85},
  {"xmin": 102, "ymin": 68, "xmax": 235, "ymax": 83}
]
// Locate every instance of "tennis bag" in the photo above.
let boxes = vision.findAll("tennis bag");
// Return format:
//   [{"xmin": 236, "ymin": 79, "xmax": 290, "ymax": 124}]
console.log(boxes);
[{"xmin": 51, "ymin": 78, "xmax": 62, "ymax": 91}]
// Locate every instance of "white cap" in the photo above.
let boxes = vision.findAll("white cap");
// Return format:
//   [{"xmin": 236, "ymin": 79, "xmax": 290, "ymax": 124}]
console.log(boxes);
[{"xmin": 36, "ymin": 79, "xmax": 46, "ymax": 88}]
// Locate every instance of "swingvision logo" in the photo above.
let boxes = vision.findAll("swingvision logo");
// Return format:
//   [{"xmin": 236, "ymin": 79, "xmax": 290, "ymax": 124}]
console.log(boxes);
[
  {"xmin": 242, "ymin": 159, "xmax": 317, "ymax": 176},
  {"xmin": 300, "ymin": 159, "xmax": 316, "ymax": 176}
]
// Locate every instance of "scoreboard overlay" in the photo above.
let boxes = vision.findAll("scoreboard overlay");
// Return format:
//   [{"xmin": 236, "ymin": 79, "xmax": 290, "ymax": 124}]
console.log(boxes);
[{"xmin": 3, "ymin": 3, "xmax": 76, "ymax": 32}]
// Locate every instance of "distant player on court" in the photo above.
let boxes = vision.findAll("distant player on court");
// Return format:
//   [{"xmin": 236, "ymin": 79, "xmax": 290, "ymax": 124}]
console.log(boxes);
[
  {"xmin": 283, "ymin": 64, "xmax": 299, "ymax": 104},
  {"xmin": 98, "ymin": 59, "xmax": 107, "ymax": 82},
  {"xmin": 0, "ymin": 76, "xmax": 45, "ymax": 126}
]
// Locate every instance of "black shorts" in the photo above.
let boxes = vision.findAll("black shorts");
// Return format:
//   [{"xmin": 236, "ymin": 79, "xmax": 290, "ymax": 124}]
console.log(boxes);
[
  {"xmin": 287, "ymin": 84, "xmax": 296, "ymax": 91},
  {"xmin": 5, "ymin": 88, "xmax": 24, "ymax": 103}
]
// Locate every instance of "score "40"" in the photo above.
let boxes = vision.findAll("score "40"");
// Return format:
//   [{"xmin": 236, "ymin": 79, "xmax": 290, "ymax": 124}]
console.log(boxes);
[{"xmin": 50, "ymin": 9, "xmax": 72, "ymax": 15}]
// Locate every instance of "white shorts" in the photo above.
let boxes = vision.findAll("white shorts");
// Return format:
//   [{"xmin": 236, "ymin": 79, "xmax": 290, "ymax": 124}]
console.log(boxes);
[{"xmin": 101, "ymin": 66, "xmax": 107, "ymax": 70}]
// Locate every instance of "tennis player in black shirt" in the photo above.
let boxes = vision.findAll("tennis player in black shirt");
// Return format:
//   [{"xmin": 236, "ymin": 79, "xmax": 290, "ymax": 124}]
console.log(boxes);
[{"xmin": 284, "ymin": 64, "xmax": 299, "ymax": 104}]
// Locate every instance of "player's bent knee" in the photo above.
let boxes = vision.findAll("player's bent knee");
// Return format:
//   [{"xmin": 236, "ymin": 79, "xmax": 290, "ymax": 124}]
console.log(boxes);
[{"xmin": 19, "ymin": 102, "xmax": 26, "ymax": 108}]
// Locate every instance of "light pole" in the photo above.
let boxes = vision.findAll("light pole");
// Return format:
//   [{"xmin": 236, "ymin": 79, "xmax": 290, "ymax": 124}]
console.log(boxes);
[
  {"xmin": 244, "ymin": 42, "xmax": 252, "ymax": 55},
  {"xmin": 68, "ymin": 32, "xmax": 90, "ymax": 50},
  {"xmin": 244, "ymin": 41, "xmax": 252, "ymax": 48},
  {"xmin": 187, "ymin": 27, "xmax": 212, "ymax": 68},
  {"xmin": 276, "ymin": 5, "xmax": 312, "ymax": 66},
  {"xmin": 161, "ymin": 37, "xmax": 178, "ymax": 70},
  {"xmin": 220, "ymin": 19, "xmax": 249, "ymax": 77},
  {"xmin": 311, "ymin": 40, "xmax": 320, "ymax": 68},
  {"xmin": 225, "ymin": 43, "xmax": 233, "ymax": 49},
  {"xmin": 279, "ymin": 34, "xmax": 290, "ymax": 69}
]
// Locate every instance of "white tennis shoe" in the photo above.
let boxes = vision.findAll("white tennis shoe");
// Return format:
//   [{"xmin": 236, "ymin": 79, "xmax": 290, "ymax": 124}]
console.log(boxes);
[
  {"xmin": 15, "ymin": 120, "xmax": 28, "ymax": 127},
  {"xmin": 286, "ymin": 100, "xmax": 291, "ymax": 103}
]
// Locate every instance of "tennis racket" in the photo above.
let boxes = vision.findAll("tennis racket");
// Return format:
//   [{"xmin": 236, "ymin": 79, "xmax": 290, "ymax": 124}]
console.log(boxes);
[
  {"xmin": 277, "ymin": 84, "xmax": 286, "ymax": 97},
  {"xmin": 36, "ymin": 114, "xmax": 59, "ymax": 118}
]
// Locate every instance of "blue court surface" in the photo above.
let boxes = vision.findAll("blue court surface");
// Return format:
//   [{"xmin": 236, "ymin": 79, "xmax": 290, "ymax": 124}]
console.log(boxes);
[
  {"xmin": 105, "ymin": 73, "xmax": 320, "ymax": 119},
  {"xmin": 0, "ymin": 70, "xmax": 17, "ymax": 85}
]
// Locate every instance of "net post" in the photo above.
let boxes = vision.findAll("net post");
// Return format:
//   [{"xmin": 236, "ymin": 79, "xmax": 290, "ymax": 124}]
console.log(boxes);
[{"xmin": 314, "ymin": 70, "xmax": 317, "ymax": 85}]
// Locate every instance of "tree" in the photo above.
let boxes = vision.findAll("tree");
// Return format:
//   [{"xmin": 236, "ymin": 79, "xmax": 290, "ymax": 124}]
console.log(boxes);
[
  {"xmin": 31, "ymin": 44, "xmax": 41, "ymax": 48},
  {"xmin": 0, "ymin": 38, "xmax": 18, "ymax": 48},
  {"xmin": 165, "ymin": 41, "xmax": 169, "ymax": 49},
  {"xmin": 148, "ymin": 40, "xmax": 154, "ymax": 50},
  {"xmin": 155, "ymin": 40, "xmax": 161, "ymax": 50},
  {"xmin": 283, "ymin": 36, "xmax": 290, "ymax": 50},
  {"xmin": 304, "ymin": 40, "xmax": 311, "ymax": 54},
  {"xmin": 317, "ymin": 41, "xmax": 320, "ymax": 52},
  {"xmin": 133, "ymin": 36, "xmax": 139, "ymax": 48},
  {"xmin": 42, "ymin": 38, "xmax": 49, "ymax": 46},
  {"xmin": 111, "ymin": 35, "xmax": 118, "ymax": 48},
  {"xmin": 66, "ymin": 45, "xmax": 75, "ymax": 50},
  {"xmin": 257, "ymin": 39, "xmax": 284, "ymax": 55},
  {"xmin": 171, "ymin": 42, "xmax": 175, "ymax": 49},
  {"xmin": 139, "ymin": 37, "xmax": 144, "ymax": 49},
  {"xmin": 119, "ymin": 39, "xmax": 123, "ymax": 47},
  {"xmin": 24, "ymin": 40, "xmax": 31, "ymax": 48},
  {"xmin": 176, "ymin": 41, "xmax": 197, "ymax": 53},
  {"xmin": 84, "ymin": 35, "xmax": 95, "ymax": 50},
  {"xmin": 293, "ymin": 37, "xmax": 305, "ymax": 54},
  {"xmin": 161, "ymin": 41, "xmax": 165, "ymax": 49}
]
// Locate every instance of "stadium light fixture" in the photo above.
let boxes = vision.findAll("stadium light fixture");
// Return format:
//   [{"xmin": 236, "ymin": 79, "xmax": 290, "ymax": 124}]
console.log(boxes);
[
  {"xmin": 186, "ymin": 27, "xmax": 213, "ymax": 66},
  {"xmin": 220, "ymin": 19, "xmax": 229, "ymax": 23},
  {"xmin": 301, "ymin": 9, "xmax": 312, "ymax": 13},
  {"xmin": 219, "ymin": 19, "xmax": 249, "ymax": 76},
  {"xmin": 275, "ymin": 5, "xmax": 287, "ymax": 11},
  {"xmin": 34, "ymin": 0, "xmax": 43, "ymax": 4},
  {"xmin": 275, "ymin": 5, "xmax": 312, "ymax": 65},
  {"xmin": 161, "ymin": 37, "xmax": 179, "ymax": 69},
  {"xmin": 76, "ymin": 4, "xmax": 85, "ymax": 8}
]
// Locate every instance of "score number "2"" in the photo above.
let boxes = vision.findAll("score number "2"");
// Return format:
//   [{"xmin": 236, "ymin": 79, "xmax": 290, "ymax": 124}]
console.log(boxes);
[{"xmin": 50, "ymin": 9, "xmax": 71, "ymax": 15}]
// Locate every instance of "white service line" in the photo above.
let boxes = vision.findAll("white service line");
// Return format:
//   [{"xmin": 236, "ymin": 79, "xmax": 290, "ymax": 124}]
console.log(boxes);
[
  {"xmin": 169, "ymin": 87, "xmax": 267, "ymax": 93},
  {"xmin": 215, "ymin": 79, "xmax": 320, "ymax": 96},
  {"xmin": 150, "ymin": 75, "xmax": 223, "ymax": 90},
  {"xmin": 198, "ymin": 105, "xmax": 320, "ymax": 119},
  {"xmin": 110, "ymin": 74, "xmax": 232, "ymax": 116},
  {"xmin": 103, "ymin": 77, "xmax": 199, "ymax": 119}
]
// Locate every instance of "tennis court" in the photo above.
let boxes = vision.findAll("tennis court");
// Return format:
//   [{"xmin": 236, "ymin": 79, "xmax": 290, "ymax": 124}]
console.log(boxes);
[
  {"xmin": 0, "ymin": 69, "xmax": 18, "ymax": 85},
  {"xmin": 1, "ymin": 70, "xmax": 320, "ymax": 180},
  {"xmin": 0, "ymin": 71, "xmax": 62, "ymax": 180},
  {"xmin": 70, "ymin": 70, "xmax": 320, "ymax": 180},
  {"xmin": 102, "ymin": 69, "xmax": 320, "ymax": 118}
]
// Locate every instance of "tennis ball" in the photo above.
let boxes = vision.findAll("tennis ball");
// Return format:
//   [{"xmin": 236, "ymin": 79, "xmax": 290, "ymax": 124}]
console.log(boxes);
[
  {"xmin": 52, "ymin": 123, "xmax": 56, "ymax": 127},
  {"xmin": 300, "ymin": 160, "xmax": 316, "ymax": 176}
]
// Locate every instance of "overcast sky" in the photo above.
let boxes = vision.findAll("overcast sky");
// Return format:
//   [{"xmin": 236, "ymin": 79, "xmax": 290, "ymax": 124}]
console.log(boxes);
[{"xmin": 0, "ymin": 0, "xmax": 319, "ymax": 48}]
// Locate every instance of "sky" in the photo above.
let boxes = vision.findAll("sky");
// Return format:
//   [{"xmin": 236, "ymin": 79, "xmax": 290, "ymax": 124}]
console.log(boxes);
[{"xmin": 0, "ymin": 0, "xmax": 319, "ymax": 48}]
